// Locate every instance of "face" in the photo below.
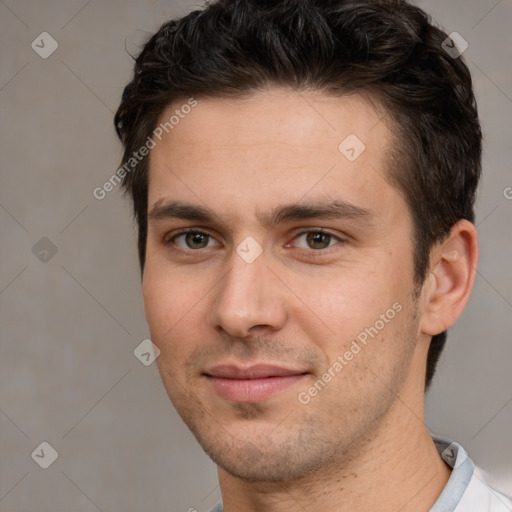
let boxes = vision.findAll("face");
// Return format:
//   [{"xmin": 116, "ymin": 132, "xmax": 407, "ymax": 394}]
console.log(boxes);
[{"xmin": 143, "ymin": 89, "xmax": 424, "ymax": 481}]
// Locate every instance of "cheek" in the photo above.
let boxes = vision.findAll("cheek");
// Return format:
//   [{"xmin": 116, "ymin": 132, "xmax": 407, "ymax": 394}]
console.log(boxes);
[
  {"xmin": 292, "ymin": 258, "xmax": 409, "ymax": 353},
  {"xmin": 142, "ymin": 262, "xmax": 205, "ymax": 354}
]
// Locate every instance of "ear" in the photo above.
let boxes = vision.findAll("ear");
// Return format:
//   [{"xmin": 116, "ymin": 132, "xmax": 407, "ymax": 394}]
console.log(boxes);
[{"xmin": 420, "ymin": 219, "xmax": 479, "ymax": 336}]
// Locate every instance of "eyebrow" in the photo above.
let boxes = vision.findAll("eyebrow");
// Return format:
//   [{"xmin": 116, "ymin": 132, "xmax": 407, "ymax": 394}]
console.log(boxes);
[{"xmin": 147, "ymin": 198, "xmax": 373, "ymax": 227}]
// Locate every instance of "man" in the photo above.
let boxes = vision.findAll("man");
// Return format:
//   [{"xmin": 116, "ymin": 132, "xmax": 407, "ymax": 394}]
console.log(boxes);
[{"xmin": 114, "ymin": 0, "xmax": 511, "ymax": 510}]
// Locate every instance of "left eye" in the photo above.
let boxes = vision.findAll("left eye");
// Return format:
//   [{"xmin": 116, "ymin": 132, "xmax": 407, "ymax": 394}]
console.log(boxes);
[{"xmin": 293, "ymin": 231, "xmax": 341, "ymax": 250}]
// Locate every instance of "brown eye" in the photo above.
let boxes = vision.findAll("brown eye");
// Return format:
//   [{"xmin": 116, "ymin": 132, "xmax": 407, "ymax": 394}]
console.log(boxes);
[
  {"xmin": 289, "ymin": 230, "xmax": 343, "ymax": 253},
  {"xmin": 185, "ymin": 232, "xmax": 209, "ymax": 249},
  {"xmin": 305, "ymin": 232, "xmax": 332, "ymax": 249},
  {"xmin": 169, "ymin": 230, "xmax": 220, "ymax": 250}
]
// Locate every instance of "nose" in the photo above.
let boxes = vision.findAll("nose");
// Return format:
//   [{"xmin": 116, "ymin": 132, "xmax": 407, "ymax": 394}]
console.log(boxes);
[{"xmin": 208, "ymin": 249, "xmax": 288, "ymax": 339}]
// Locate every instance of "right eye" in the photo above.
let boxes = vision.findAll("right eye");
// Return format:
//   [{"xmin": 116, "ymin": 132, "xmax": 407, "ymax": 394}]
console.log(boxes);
[{"xmin": 166, "ymin": 230, "xmax": 221, "ymax": 250}]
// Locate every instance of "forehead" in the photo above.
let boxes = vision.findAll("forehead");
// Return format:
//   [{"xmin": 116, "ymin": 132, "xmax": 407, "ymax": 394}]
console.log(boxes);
[{"xmin": 147, "ymin": 88, "xmax": 403, "ymax": 224}]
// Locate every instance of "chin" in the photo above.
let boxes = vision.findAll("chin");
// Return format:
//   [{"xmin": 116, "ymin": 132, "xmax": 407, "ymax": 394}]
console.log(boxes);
[{"xmin": 189, "ymin": 421, "xmax": 342, "ymax": 483}]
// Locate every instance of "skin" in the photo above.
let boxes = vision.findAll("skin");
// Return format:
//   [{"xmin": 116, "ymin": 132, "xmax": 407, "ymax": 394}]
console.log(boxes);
[{"xmin": 143, "ymin": 88, "xmax": 478, "ymax": 511}]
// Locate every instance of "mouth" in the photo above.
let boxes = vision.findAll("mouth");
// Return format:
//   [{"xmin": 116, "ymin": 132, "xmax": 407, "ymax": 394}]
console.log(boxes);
[{"xmin": 204, "ymin": 364, "xmax": 309, "ymax": 402}]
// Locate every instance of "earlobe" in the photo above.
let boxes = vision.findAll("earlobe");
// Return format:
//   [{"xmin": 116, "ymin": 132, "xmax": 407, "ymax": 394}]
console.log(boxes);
[{"xmin": 420, "ymin": 220, "xmax": 478, "ymax": 336}]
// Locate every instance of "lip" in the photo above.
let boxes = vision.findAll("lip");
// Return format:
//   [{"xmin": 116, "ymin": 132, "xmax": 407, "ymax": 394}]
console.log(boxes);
[{"xmin": 205, "ymin": 364, "xmax": 309, "ymax": 402}]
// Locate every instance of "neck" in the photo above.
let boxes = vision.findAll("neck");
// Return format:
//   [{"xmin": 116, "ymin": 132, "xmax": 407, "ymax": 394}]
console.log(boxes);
[{"xmin": 217, "ymin": 365, "xmax": 450, "ymax": 512}]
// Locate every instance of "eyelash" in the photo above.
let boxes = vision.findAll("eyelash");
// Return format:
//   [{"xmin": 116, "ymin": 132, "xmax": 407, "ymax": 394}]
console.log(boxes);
[{"xmin": 164, "ymin": 228, "xmax": 344, "ymax": 255}]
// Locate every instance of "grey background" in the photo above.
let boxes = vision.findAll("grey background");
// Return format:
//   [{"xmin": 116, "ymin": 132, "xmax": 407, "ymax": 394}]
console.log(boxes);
[{"xmin": 0, "ymin": 0, "xmax": 511, "ymax": 510}]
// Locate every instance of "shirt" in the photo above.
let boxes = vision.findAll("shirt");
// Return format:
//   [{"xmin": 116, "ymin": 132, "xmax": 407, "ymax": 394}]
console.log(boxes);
[{"xmin": 207, "ymin": 438, "xmax": 511, "ymax": 511}]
